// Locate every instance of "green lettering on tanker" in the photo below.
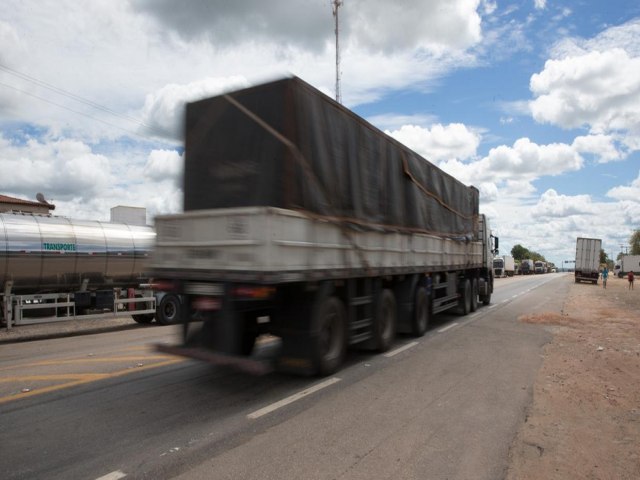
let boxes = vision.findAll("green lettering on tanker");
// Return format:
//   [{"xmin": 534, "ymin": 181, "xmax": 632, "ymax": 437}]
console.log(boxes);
[{"xmin": 42, "ymin": 242, "xmax": 77, "ymax": 252}]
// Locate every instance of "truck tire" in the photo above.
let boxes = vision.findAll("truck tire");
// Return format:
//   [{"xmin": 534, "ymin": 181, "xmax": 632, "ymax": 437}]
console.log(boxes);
[
  {"xmin": 132, "ymin": 313, "xmax": 154, "ymax": 324},
  {"xmin": 156, "ymin": 294, "xmax": 181, "ymax": 325},
  {"xmin": 458, "ymin": 279, "xmax": 471, "ymax": 315},
  {"xmin": 311, "ymin": 296, "xmax": 347, "ymax": 376},
  {"xmin": 481, "ymin": 292, "xmax": 491, "ymax": 306},
  {"xmin": 372, "ymin": 289, "xmax": 397, "ymax": 352},
  {"xmin": 411, "ymin": 286, "xmax": 429, "ymax": 337},
  {"xmin": 470, "ymin": 279, "xmax": 479, "ymax": 312}
]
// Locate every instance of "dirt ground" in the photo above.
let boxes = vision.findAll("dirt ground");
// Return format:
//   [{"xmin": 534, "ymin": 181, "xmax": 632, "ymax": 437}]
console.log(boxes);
[{"xmin": 506, "ymin": 274, "xmax": 640, "ymax": 479}]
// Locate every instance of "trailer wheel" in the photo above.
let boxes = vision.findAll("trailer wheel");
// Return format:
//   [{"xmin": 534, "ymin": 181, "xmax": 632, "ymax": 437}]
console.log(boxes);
[
  {"xmin": 372, "ymin": 289, "xmax": 397, "ymax": 352},
  {"xmin": 458, "ymin": 279, "xmax": 471, "ymax": 315},
  {"xmin": 411, "ymin": 286, "xmax": 429, "ymax": 337},
  {"xmin": 312, "ymin": 296, "xmax": 347, "ymax": 376},
  {"xmin": 470, "ymin": 279, "xmax": 479, "ymax": 312},
  {"xmin": 156, "ymin": 294, "xmax": 181, "ymax": 325}
]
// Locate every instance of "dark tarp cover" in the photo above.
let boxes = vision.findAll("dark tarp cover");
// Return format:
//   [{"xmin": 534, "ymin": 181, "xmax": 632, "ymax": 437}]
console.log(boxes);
[{"xmin": 184, "ymin": 76, "xmax": 479, "ymax": 236}]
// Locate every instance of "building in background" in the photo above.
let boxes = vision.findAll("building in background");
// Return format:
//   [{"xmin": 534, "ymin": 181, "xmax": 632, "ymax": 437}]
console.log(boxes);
[
  {"xmin": 0, "ymin": 193, "xmax": 55, "ymax": 214},
  {"xmin": 110, "ymin": 205, "xmax": 147, "ymax": 226}
]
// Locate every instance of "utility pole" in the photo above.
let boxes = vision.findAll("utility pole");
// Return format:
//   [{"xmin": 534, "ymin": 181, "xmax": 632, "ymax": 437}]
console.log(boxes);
[{"xmin": 332, "ymin": 0, "xmax": 343, "ymax": 103}]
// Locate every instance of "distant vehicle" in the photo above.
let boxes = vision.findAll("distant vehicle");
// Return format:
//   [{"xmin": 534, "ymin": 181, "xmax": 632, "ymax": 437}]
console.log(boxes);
[
  {"xmin": 520, "ymin": 259, "xmax": 534, "ymax": 275},
  {"xmin": 574, "ymin": 237, "xmax": 601, "ymax": 284},
  {"xmin": 493, "ymin": 255, "xmax": 515, "ymax": 278},
  {"xmin": 551, "ymin": 268, "xmax": 557, "ymax": 273},
  {"xmin": 534, "ymin": 261, "xmax": 547, "ymax": 274},
  {"xmin": 614, "ymin": 254, "xmax": 640, "ymax": 278},
  {"xmin": 0, "ymin": 212, "xmax": 183, "ymax": 327}
]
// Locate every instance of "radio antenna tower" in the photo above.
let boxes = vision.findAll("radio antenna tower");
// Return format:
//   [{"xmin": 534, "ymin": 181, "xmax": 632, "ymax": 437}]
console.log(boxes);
[{"xmin": 332, "ymin": 0, "xmax": 343, "ymax": 103}]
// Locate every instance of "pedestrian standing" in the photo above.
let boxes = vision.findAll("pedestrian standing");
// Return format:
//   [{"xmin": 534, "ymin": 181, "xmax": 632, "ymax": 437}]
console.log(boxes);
[
  {"xmin": 628, "ymin": 271, "xmax": 634, "ymax": 290},
  {"xmin": 602, "ymin": 266, "xmax": 608, "ymax": 289}
]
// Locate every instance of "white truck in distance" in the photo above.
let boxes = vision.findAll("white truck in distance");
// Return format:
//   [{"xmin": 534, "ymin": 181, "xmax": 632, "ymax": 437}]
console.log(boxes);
[
  {"xmin": 614, "ymin": 254, "xmax": 640, "ymax": 278},
  {"xmin": 574, "ymin": 237, "xmax": 601, "ymax": 284},
  {"xmin": 493, "ymin": 255, "xmax": 515, "ymax": 277}
]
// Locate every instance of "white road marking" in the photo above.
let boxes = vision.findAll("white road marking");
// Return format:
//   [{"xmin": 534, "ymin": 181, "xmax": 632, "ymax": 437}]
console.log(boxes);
[
  {"xmin": 247, "ymin": 377, "xmax": 341, "ymax": 419},
  {"xmin": 437, "ymin": 323, "xmax": 459, "ymax": 333},
  {"xmin": 95, "ymin": 471, "xmax": 126, "ymax": 480},
  {"xmin": 384, "ymin": 341, "xmax": 419, "ymax": 357}
]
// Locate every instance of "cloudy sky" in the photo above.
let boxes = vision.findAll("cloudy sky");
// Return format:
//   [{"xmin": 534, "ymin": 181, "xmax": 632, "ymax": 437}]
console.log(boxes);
[{"xmin": 1, "ymin": 0, "xmax": 639, "ymax": 266}]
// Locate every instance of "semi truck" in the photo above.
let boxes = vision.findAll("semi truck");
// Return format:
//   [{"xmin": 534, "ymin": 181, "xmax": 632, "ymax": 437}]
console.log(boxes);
[
  {"xmin": 0, "ymin": 212, "xmax": 183, "ymax": 328},
  {"xmin": 574, "ymin": 237, "xmax": 601, "ymax": 284},
  {"xmin": 534, "ymin": 261, "xmax": 547, "ymax": 274},
  {"xmin": 493, "ymin": 255, "xmax": 515, "ymax": 278},
  {"xmin": 149, "ymin": 76, "xmax": 497, "ymax": 376},
  {"xmin": 520, "ymin": 259, "xmax": 534, "ymax": 275},
  {"xmin": 614, "ymin": 254, "xmax": 640, "ymax": 278}
]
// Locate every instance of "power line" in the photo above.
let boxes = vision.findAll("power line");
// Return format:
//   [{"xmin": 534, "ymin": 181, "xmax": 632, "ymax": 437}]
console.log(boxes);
[
  {"xmin": 0, "ymin": 80, "xmax": 156, "ymax": 139},
  {"xmin": 0, "ymin": 62, "xmax": 170, "ymax": 139}
]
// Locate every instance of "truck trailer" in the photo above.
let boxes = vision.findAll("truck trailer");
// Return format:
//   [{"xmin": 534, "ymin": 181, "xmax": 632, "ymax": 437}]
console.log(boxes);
[
  {"xmin": 574, "ymin": 237, "xmax": 601, "ymax": 284},
  {"xmin": 149, "ymin": 77, "xmax": 497, "ymax": 376},
  {"xmin": 614, "ymin": 254, "xmax": 640, "ymax": 278},
  {"xmin": 493, "ymin": 255, "xmax": 515, "ymax": 278},
  {"xmin": 0, "ymin": 212, "xmax": 182, "ymax": 328}
]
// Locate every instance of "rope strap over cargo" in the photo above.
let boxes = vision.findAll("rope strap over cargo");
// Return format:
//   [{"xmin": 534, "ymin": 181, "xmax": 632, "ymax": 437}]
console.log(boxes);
[
  {"xmin": 223, "ymin": 94, "xmax": 373, "ymax": 273},
  {"xmin": 222, "ymin": 94, "xmax": 476, "ymax": 244}
]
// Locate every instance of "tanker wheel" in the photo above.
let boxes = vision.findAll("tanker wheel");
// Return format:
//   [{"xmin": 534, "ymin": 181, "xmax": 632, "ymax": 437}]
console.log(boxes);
[
  {"xmin": 470, "ymin": 279, "xmax": 479, "ymax": 312},
  {"xmin": 458, "ymin": 279, "xmax": 471, "ymax": 315},
  {"xmin": 372, "ymin": 289, "xmax": 397, "ymax": 352},
  {"xmin": 311, "ymin": 295, "xmax": 347, "ymax": 376},
  {"xmin": 411, "ymin": 286, "xmax": 429, "ymax": 337},
  {"xmin": 156, "ymin": 294, "xmax": 181, "ymax": 325}
]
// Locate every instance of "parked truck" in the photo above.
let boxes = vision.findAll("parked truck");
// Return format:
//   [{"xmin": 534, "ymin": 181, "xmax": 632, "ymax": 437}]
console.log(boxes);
[
  {"xmin": 149, "ymin": 77, "xmax": 497, "ymax": 376},
  {"xmin": 0, "ymin": 212, "xmax": 182, "ymax": 328},
  {"xmin": 614, "ymin": 254, "xmax": 640, "ymax": 278},
  {"xmin": 574, "ymin": 237, "xmax": 601, "ymax": 284},
  {"xmin": 493, "ymin": 255, "xmax": 515, "ymax": 278},
  {"xmin": 520, "ymin": 259, "xmax": 534, "ymax": 275},
  {"xmin": 534, "ymin": 261, "xmax": 547, "ymax": 274}
]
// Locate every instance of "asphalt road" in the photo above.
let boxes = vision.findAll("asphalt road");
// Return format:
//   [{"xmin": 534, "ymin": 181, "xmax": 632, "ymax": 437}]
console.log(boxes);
[{"xmin": 0, "ymin": 273, "xmax": 568, "ymax": 480}]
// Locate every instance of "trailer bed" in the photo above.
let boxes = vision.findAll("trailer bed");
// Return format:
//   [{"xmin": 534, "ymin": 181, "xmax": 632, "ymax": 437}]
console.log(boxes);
[{"xmin": 151, "ymin": 207, "xmax": 482, "ymax": 284}]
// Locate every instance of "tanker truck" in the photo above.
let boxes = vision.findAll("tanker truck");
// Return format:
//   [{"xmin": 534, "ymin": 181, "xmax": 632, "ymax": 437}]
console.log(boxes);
[
  {"xmin": 0, "ymin": 212, "xmax": 182, "ymax": 328},
  {"xmin": 149, "ymin": 76, "xmax": 497, "ymax": 376}
]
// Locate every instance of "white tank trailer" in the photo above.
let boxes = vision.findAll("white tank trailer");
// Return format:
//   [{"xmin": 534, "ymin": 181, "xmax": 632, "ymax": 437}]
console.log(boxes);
[{"xmin": 0, "ymin": 212, "xmax": 182, "ymax": 327}]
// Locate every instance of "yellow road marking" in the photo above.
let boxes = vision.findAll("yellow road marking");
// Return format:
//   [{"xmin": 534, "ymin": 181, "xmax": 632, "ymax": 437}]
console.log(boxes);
[
  {"xmin": 0, "ymin": 358, "xmax": 184, "ymax": 405},
  {"xmin": 0, "ymin": 355, "xmax": 175, "ymax": 371}
]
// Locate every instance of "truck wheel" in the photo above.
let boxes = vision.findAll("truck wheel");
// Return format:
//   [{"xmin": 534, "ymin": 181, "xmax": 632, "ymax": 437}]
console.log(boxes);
[
  {"xmin": 470, "ymin": 279, "xmax": 478, "ymax": 312},
  {"xmin": 156, "ymin": 294, "xmax": 181, "ymax": 325},
  {"xmin": 458, "ymin": 279, "xmax": 471, "ymax": 315},
  {"xmin": 373, "ymin": 289, "xmax": 397, "ymax": 351},
  {"xmin": 312, "ymin": 296, "xmax": 347, "ymax": 376},
  {"xmin": 411, "ymin": 286, "xmax": 429, "ymax": 337},
  {"xmin": 481, "ymin": 292, "xmax": 491, "ymax": 306},
  {"xmin": 132, "ymin": 313, "xmax": 154, "ymax": 324}
]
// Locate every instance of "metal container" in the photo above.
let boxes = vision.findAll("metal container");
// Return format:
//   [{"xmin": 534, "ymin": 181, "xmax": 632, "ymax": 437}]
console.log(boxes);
[{"xmin": 0, "ymin": 212, "xmax": 155, "ymax": 292}]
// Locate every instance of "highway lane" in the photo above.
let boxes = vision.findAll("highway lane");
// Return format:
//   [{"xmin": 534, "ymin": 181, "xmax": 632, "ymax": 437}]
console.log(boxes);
[{"xmin": 0, "ymin": 273, "xmax": 567, "ymax": 480}]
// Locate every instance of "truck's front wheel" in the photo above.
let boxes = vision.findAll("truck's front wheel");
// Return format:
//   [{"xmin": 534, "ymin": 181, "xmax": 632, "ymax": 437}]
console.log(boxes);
[
  {"xmin": 411, "ymin": 286, "xmax": 429, "ymax": 337},
  {"xmin": 372, "ymin": 289, "xmax": 397, "ymax": 352}
]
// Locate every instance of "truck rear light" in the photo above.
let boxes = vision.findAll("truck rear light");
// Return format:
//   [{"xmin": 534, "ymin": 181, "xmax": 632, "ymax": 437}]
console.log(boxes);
[
  {"xmin": 192, "ymin": 297, "xmax": 221, "ymax": 311},
  {"xmin": 232, "ymin": 286, "xmax": 276, "ymax": 300}
]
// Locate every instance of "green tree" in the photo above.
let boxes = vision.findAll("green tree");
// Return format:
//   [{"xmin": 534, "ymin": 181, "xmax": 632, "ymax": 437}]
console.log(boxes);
[
  {"xmin": 600, "ymin": 249, "xmax": 609, "ymax": 265},
  {"xmin": 630, "ymin": 230, "xmax": 640, "ymax": 255},
  {"xmin": 511, "ymin": 244, "xmax": 530, "ymax": 261}
]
